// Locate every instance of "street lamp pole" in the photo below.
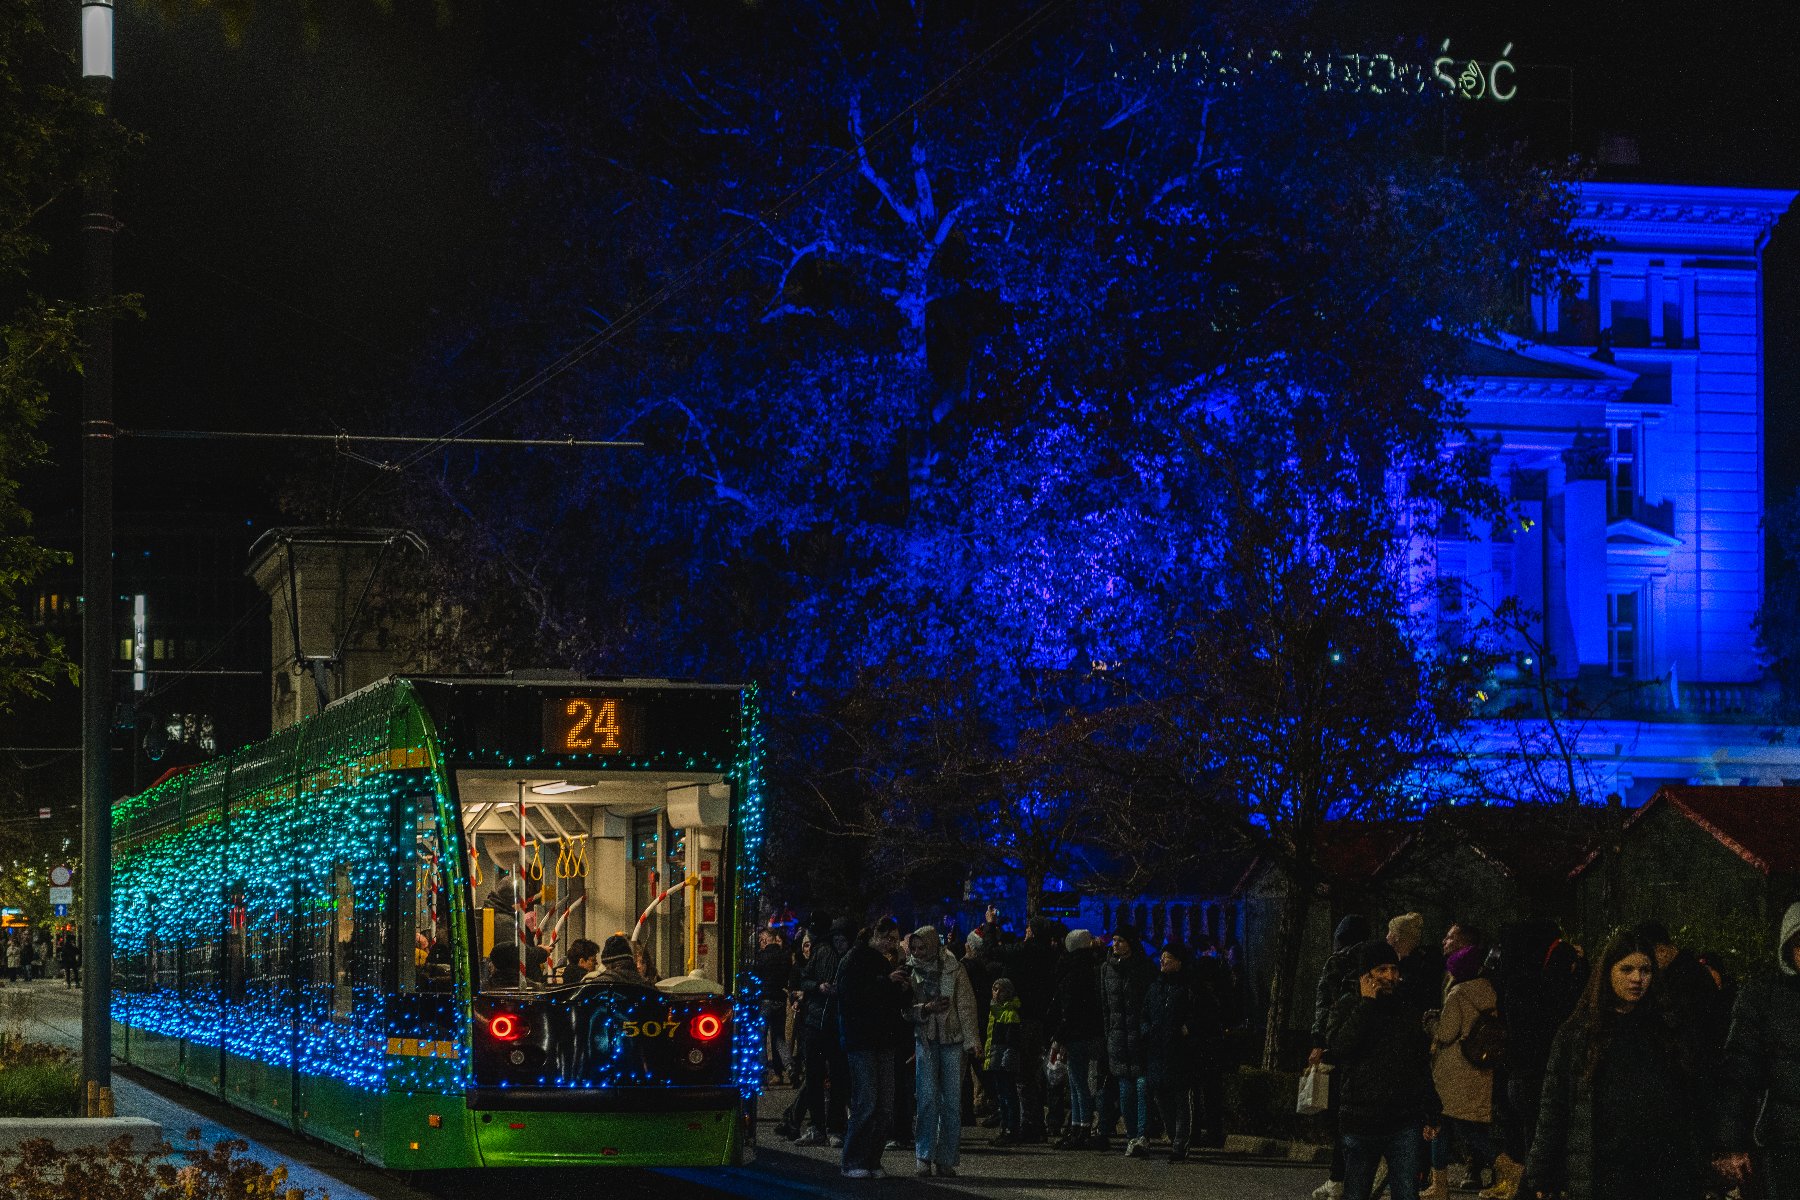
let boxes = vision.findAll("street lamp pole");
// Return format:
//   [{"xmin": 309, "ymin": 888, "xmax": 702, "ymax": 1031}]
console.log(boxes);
[{"xmin": 78, "ymin": 0, "xmax": 115, "ymax": 1099}]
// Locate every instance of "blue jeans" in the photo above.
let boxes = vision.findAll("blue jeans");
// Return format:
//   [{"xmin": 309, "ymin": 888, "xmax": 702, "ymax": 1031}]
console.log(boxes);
[
  {"xmin": 1117, "ymin": 1073, "xmax": 1150, "ymax": 1139},
  {"xmin": 843, "ymin": 1048, "xmax": 896, "ymax": 1173},
  {"xmin": 1344, "ymin": 1126, "xmax": 1423, "ymax": 1200},
  {"xmin": 914, "ymin": 1042, "xmax": 965, "ymax": 1166},
  {"xmin": 1064, "ymin": 1039, "xmax": 1097, "ymax": 1127},
  {"xmin": 1431, "ymin": 1117, "xmax": 1492, "ymax": 1171}
]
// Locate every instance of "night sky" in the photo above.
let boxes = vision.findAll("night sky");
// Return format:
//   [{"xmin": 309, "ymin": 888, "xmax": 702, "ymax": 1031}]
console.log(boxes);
[{"xmin": 22, "ymin": 0, "xmax": 1800, "ymax": 529}]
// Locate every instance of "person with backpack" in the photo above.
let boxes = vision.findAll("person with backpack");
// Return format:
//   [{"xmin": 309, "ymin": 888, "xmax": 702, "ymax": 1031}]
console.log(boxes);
[{"xmin": 1426, "ymin": 944, "xmax": 1499, "ymax": 1198}]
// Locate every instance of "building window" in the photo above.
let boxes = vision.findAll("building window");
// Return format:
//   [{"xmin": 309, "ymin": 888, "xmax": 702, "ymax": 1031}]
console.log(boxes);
[
  {"xmin": 1608, "ymin": 425, "xmax": 1638, "ymax": 521},
  {"xmin": 1608, "ymin": 591, "xmax": 1639, "ymax": 678}
]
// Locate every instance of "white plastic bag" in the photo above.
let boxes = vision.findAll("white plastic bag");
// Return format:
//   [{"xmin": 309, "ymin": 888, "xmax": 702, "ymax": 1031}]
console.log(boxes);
[{"xmin": 1296, "ymin": 1063, "xmax": 1331, "ymax": 1115}]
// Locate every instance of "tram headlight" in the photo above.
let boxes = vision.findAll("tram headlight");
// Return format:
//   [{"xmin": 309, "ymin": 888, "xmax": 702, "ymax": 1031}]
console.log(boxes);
[
  {"xmin": 690, "ymin": 1012, "xmax": 724, "ymax": 1042},
  {"xmin": 488, "ymin": 1012, "xmax": 523, "ymax": 1042}
]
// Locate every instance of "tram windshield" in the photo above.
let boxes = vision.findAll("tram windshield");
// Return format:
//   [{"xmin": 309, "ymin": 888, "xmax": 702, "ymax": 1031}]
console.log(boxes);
[{"xmin": 450, "ymin": 772, "xmax": 732, "ymax": 997}]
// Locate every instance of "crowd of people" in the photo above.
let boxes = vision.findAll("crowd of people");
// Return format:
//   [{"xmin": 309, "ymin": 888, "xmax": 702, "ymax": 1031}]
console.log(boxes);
[
  {"xmin": 751, "ymin": 902, "xmax": 1800, "ymax": 1196},
  {"xmin": 0, "ymin": 927, "xmax": 78, "ymax": 987},
  {"xmin": 751, "ymin": 907, "xmax": 1242, "ymax": 1180},
  {"xmin": 1307, "ymin": 906, "xmax": 1800, "ymax": 1200}
]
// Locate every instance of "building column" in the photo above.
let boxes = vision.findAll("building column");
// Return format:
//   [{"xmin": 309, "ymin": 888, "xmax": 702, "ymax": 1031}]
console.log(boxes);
[
  {"xmin": 1510, "ymin": 469, "xmax": 1547, "ymax": 654},
  {"xmin": 1647, "ymin": 261, "xmax": 1665, "ymax": 345},
  {"xmin": 1563, "ymin": 438, "xmax": 1610, "ymax": 671}
]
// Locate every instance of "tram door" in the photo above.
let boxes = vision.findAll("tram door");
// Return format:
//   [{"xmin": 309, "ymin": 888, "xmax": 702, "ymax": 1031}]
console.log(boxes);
[{"xmin": 630, "ymin": 816, "xmax": 661, "ymax": 973}]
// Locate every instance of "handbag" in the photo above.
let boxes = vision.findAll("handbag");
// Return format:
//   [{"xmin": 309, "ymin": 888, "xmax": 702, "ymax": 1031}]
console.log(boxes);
[{"xmin": 1296, "ymin": 1063, "xmax": 1331, "ymax": 1115}]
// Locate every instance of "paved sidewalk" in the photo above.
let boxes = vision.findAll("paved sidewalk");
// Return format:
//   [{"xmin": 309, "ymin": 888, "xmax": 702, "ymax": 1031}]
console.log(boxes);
[
  {"xmin": 8, "ymin": 980, "xmax": 1331, "ymax": 1199},
  {"xmin": 12, "ymin": 980, "xmax": 402, "ymax": 1200}
]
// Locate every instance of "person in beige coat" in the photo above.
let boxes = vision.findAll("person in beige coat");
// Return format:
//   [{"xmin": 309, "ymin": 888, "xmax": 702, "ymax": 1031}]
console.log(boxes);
[
  {"xmin": 907, "ymin": 926, "xmax": 981, "ymax": 1177},
  {"xmin": 1425, "ymin": 945, "xmax": 1497, "ymax": 1199}
]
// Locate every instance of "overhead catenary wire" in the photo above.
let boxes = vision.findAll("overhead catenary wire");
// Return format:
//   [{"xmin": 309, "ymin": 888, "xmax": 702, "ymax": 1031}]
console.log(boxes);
[
  {"xmin": 343, "ymin": 0, "xmax": 1078, "ymax": 505},
  {"xmin": 121, "ymin": 429, "xmax": 645, "ymax": 452}
]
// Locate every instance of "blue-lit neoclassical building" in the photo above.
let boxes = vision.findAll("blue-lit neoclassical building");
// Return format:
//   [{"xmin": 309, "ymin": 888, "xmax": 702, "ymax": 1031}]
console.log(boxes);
[{"xmin": 1437, "ymin": 180, "xmax": 1797, "ymax": 799}]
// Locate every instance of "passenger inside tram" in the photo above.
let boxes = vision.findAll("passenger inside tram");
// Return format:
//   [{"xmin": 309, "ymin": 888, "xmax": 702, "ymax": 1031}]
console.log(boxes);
[{"xmin": 452, "ymin": 774, "xmax": 732, "ymax": 996}]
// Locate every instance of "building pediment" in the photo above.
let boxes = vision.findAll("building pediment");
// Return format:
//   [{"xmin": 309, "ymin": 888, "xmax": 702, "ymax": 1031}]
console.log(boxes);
[
  {"xmin": 1606, "ymin": 518, "xmax": 1682, "ymax": 550},
  {"xmin": 1454, "ymin": 334, "xmax": 1638, "ymax": 405}
]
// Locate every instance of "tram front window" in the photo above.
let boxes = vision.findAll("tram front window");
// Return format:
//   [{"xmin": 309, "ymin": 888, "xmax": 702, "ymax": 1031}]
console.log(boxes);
[{"xmin": 455, "ymin": 773, "xmax": 730, "ymax": 996}]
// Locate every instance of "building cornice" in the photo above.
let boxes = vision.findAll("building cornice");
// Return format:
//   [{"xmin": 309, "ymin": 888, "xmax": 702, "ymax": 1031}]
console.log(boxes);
[
  {"xmin": 1461, "ymin": 376, "xmax": 1630, "ymax": 403},
  {"xmin": 1577, "ymin": 182, "xmax": 1796, "ymax": 254}
]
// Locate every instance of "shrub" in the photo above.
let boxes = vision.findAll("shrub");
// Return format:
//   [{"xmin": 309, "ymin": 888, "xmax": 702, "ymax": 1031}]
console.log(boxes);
[
  {"xmin": 0, "ymin": 1133, "xmax": 330, "ymax": 1199},
  {"xmin": 1223, "ymin": 1065, "xmax": 1331, "ymax": 1144},
  {"xmin": 0, "ymin": 1042, "xmax": 78, "ymax": 1118}
]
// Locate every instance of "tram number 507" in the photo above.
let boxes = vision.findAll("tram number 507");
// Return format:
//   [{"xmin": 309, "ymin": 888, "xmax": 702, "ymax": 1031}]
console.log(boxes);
[
  {"xmin": 621, "ymin": 1020, "xmax": 680, "ymax": 1039},
  {"xmin": 544, "ymin": 696, "xmax": 630, "ymax": 754}
]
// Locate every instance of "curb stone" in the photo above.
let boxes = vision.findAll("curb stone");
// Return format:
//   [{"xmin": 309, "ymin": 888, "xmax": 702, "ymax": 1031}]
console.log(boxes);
[
  {"xmin": 1219, "ymin": 1133, "xmax": 1331, "ymax": 1162},
  {"xmin": 0, "ymin": 1116, "xmax": 164, "ymax": 1154}
]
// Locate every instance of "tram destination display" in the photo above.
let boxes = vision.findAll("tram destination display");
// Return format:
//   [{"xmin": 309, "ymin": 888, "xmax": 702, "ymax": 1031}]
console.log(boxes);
[{"xmin": 541, "ymin": 695, "xmax": 642, "ymax": 755}]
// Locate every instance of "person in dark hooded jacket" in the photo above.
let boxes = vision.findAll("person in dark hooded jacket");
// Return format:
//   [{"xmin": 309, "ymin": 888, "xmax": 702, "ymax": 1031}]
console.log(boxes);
[
  {"xmin": 788, "ymin": 921, "xmax": 848, "ymax": 1144},
  {"xmin": 1048, "ymin": 929, "xmax": 1106, "ymax": 1148},
  {"xmin": 1143, "ymin": 944, "xmax": 1197, "ymax": 1162},
  {"xmin": 1101, "ymin": 930, "xmax": 1157, "ymax": 1157},
  {"xmin": 1310, "ymin": 915, "xmax": 1372, "ymax": 1200},
  {"xmin": 1717, "ymin": 901, "xmax": 1800, "ymax": 1198}
]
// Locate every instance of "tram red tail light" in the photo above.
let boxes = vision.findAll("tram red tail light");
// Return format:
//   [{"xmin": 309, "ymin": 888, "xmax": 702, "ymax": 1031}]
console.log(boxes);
[
  {"xmin": 488, "ymin": 1012, "xmax": 522, "ymax": 1042},
  {"xmin": 690, "ymin": 1012, "xmax": 724, "ymax": 1042}
]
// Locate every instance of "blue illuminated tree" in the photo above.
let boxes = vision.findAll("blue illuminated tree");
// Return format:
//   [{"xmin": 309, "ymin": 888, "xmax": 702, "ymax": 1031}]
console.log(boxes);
[{"xmin": 360, "ymin": 2, "xmax": 1582, "ymax": 938}]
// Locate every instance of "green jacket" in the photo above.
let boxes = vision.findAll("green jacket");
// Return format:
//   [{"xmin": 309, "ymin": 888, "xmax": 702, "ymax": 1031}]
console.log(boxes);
[{"xmin": 984, "ymin": 997, "xmax": 1022, "ymax": 1072}]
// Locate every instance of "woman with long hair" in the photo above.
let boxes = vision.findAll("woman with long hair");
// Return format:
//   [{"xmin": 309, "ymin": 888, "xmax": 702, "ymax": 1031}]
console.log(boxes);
[{"xmin": 1524, "ymin": 930, "xmax": 1706, "ymax": 1199}]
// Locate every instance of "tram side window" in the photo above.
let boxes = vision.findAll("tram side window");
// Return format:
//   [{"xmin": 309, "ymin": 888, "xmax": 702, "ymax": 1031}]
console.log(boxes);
[
  {"xmin": 148, "ymin": 894, "xmax": 178, "ymax": 998},
  {"xmin": 330, "ymin": 864, "xmax": 354, "ymax": 1017},
  {"xmin": 225, "ymin": 884, "xmax": 247, "ymax": 1004},
  {"xmin": 399, "ymin": 797, "xmax": 452, "ymax": 994}
]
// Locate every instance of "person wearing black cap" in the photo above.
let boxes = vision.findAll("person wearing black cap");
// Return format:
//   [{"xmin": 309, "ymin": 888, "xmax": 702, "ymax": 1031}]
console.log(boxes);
[
  {"xmin": 591, "ymin": 934, "xmax": 651, "ymax": 988},
  {"xmin": 1311, "ymin": 915, "xmax": 1373, "ymax": 1200},
  {"xmin": 1327, "ymin": 939, "xmax": 1441, "ymax": 1200}
]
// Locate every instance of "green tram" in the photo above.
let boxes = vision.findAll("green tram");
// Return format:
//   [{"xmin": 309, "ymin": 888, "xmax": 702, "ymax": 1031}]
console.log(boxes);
[{"xmin": 110, "ymin": 676, "xmax": 765, "ymax": 1168}]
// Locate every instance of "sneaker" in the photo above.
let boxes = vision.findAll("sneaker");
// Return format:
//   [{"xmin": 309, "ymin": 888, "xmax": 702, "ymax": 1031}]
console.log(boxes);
[
  {"xmin": 992, "ymin": 1131, "xmax": 1016, "ymax": 1147},
  {"xmin": 1312, "ymin": 1183, "xmax": 1345, "ymax": 1200},
  {"xmin": 915, "ymin": 1161, "xmax": 933, "ymax": 1177},
  {"xmin": 841, "ymin": 1169, "xmax": 872, "ymax": 1179},
  {"xmin": 828, "ymin": 1134, "xmax": 844, "ymax": 1148},
  {"xmin": 792, "ymin": 1129, "xmax": 825, "ymax": 1147},
  {"xmin": 1052, "ymin": 1130, "xmax": 1085, "ymax": 1150},
  {"xmin": 1126, "ymin": 1137, "xmax": 1148, "ymax": 1158},
  {"xmin": 979, "ymin": 1115, "xmax": 1001, "ymax": 1128},
  {"xmin": 869, "ymin": 1170, "xmax": 886, "ymax": 1179},
  {"xmin": 937, "ymin": 1164, "xmax": 958, "ymax": 1178}
]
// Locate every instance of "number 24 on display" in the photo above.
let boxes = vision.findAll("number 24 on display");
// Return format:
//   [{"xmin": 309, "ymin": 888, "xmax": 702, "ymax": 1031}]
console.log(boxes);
[{"xmin": 563, "ymin": 698, "xmax": 622, "ymax": 752}]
